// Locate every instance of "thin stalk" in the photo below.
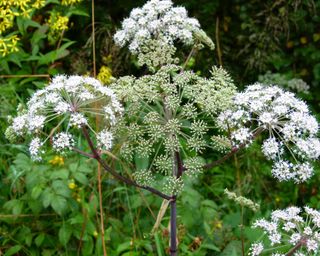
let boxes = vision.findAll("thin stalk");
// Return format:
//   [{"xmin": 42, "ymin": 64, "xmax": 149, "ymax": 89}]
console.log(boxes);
[
  {"xmin": 91, "ymin": 0, "xmax": 96, "ymax": 77},
  {"xmin": 215, "ymin": 16, "xmax": 223, "ymax": 66},
  {"xmin": 182, "ymin": 46, "xmax": 196, "ymax": 71},
  {"xmin": 240, "ymin": 206, "xmax": 245, "ymax": 256},
  {"xmin": 97, "ymin": 164, "xmax": 107, "ymax": 256},
  {"xmin": 72, "ymin": 147, "xmax": 95, "ymax": 158},
  {"xmin": 0, "ymin": 74, "xmax": 50, "ymax": 78}
]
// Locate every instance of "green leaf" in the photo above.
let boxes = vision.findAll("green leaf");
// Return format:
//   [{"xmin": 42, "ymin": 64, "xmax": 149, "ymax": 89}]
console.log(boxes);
[
  {"xmin": 42, "ymin": 188, "xmax": 54, "ymax": 208},
  {"xmin": 69, "ymin": 162, "xmax": 79, "ymax": 173},
  {"xmin": 50, "ymin": 169, "xmax": 69, "ymax": 180},
  {"xmin": 4, "ymin": 245, "xmax": 22, "ymax": 256},
  {"xmin": 31, "ymin": 185, "xmax": 43, "ymax": 200},
  {"xmin": 35, "ymin": 233, "xmax": 45, "ymax": 247},
  {"xmin": 51, "ymin": 195, "xmax": 67, "ymax": 215},
  {"xmin": 37, "ymin": 41, "xmax": 75, "ymax": 66},
  {"xmin": 116, "ymin": 241, "xmax": 131, "ymax": 254},
  {"xmin": 201, "ymin": 243, "xmax": 220, "ymax": 252},
  {"xmin": 67, "ymin": 7, "xmax": 90, "ymax": 17},
  {"xmin": 81, "ymin": 236, "xmax": 93, "ymax": 255},
  {"xmin": 73, "ymin": 172, "xmax": 88, "ymax": 185},
  {"xmin": 52, "ymin": 180, "xmax": 71, "ymax": 197},
  {"xmin": 59, "ymin": 224, "xmax": 72, "ymax": 245}
]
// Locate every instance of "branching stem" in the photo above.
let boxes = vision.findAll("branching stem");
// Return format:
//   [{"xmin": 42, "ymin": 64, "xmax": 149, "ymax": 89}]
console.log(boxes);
[
  {"xmin": 81, "ymin": 126, "xmax": 171, "ymax": 200},
  {"xmin": 202, "ymin": 127, "xmax": 264, "ymax": 170}
]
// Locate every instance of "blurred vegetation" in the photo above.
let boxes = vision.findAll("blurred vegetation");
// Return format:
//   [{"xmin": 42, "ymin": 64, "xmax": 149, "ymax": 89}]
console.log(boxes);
[{"xmin": 1, "ymin": 0, "xmax": 320, "ymax": 255}]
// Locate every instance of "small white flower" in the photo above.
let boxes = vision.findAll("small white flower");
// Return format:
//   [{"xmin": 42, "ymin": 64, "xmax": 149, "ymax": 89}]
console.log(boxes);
[
  {"xmin": 12, "ymin": 114, "xmax": 27, "ymax": 135},
  {"xmin": 52, "ymin": 132, "xmax": 74, "ymax": 152},
  {"xmin": 249, "ymin": 242, "xmax": 264, "ymax": 256},
  {"xmin": 262, "ymin": 138, "xmax": 282, "ymax": 160},
  {"xmin": 231, "ymin": 127, "xmax": 252, "ymax": 146},
  {"xmin": 97, "ymin": 130, "xmax": 113, "ymax": 150},
  {"xmin": 29, "ymin": 137, "xmax": 43, "ymax": 161},
  {"xmin": 289, "ymin": 233, "xmax": 301, "ymax": 245},
  {"xmin": 70, "ymin": 113, "xmax": 88, "ymax": 128}
]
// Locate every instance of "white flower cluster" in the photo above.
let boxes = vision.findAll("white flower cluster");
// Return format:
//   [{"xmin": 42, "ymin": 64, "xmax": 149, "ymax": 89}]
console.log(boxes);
[
  {"xmin": 249, "ymin": 206, "xmax": 320, "ymax": 255},
  {"xmin": 218, "ymin": 83, "xmax": 320, "ymax": 183},
  {"xmin": 114, "ymin": 0, "xmax": 209, "ymax": 54},
  {"xmin": 8, "ymin": 75, "xmax": 123, "ymax": 160}
]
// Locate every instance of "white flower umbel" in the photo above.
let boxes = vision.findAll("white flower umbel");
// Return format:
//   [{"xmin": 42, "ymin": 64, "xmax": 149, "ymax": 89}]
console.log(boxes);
[
  {"xmin": 113, "ymin": 0, "xmax": 213, "ymax": 54},
  {"xmin": 250, "ymin": 206, "xmax": 320, "ymax": 255},
  {"xmin": 97, "ymin": 129, "xmax": 113, "ymax": 150},
  {"xmin": 52, "ymin": 132, "xmax": 74, "ymax": 152},
  {"xmin": 249, "ymin": 242, "xmax": 264, "ymax": 256},
  {"xmin": 29, "ymin": 137, "xmax": 44, "ymax": 161},
  {"xmin": 218, "ymin": 83, "xmax": 320, "ymax": 183},
  {"xmin": 7, "ymin": 75, "xmax": 123, "ymax": 160}
]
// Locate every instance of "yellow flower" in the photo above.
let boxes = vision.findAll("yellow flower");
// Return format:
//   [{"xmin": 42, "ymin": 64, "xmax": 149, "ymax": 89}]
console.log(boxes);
[
  {"xmin": 93, "ymin": 231, "xmax": 98, "ymax": 237},
  {"xmin": 48, "ymin": 13, "xmax": 69, "ymax": 33},
  {"xmin": 214, "ymin": 220, "xmax": 222, "ymax": 229},
  {"xmin": 68, "ymin": 182, "xmax": 76, "ymax": 190},
  {"xmin": 97, "ymin": 66, "xmax": 113, "ymax": 85},
  {"xmin": 300, "ymin": 68, "xmax": 308, "ymax": 76},
  {"xmin": 286, "ymin": 41, "xmax": 294, "ymax": 49},
  {"xmin": 32, "ymin": 0, "xmax": 45, "ymax": 9},
  {"xmin": 49, "ymin": 155, "xmax": 65, "ymax": 166},
  {"xmin": 61, "ymin": 0, "xmax": 82, "ymax": 6},
  {"xmin": 300, "ymin": 37, "xmax": 308, "ymax": 45},
  {"xmin": 313, "ymin": 33, "xmax": 320, "ymax": 42},
  {"xmin": 0, "ymin": 35, "xmax": 20, "ymax": 56}
]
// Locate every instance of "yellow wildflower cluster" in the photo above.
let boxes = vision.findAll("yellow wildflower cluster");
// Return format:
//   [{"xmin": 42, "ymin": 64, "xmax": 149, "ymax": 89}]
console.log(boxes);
[
  {"xmin": 0, "ymin": 35, "xmax": 19, "ymax": 56},
  {"xmin": 97, "ymin": 66, "xmax": 113, "ymax": 84},
  {"xmin": 61, "ymin": 0, "xmax": 82, "ymax": 5},
  {"xmin": 48, "ymin": 12, "xmax": 69, "ymax": 34},
  {"xmin": 0, "ymin": 0, "xmax": 45, "ymax": 56},
  {"xmin": 49, "ymin": 155, "xmax": 65, "ymax": 166},
  {"xmin": 0, "ymin": 0, "xmax": 46, "ymax": 32}
]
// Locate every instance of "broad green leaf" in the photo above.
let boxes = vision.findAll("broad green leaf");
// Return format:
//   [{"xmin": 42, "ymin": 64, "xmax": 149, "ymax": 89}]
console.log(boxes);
[
  {"xmin": 201, "ymin": 243, "xmax": 220, "ymax": 252},
  {"xmin": 51, "ymin": 195, "xmax": 67, "ymax": 215},
  {"xmin": 31, "ymin": 185, "xmax": 43, "ymax": 200},
  {"xmin": 35, "ymin": 233, "xmax": 45, "ymax": 247},
  {"xmin": 4, "ymin": 245, "xmax": 22, "ymax": 256},
  {"xmin": 73, "ymin": 172, "xmax": 88, "ymax": 185},
  {"xmin": 59, "ymin": 224, "xmax": 72, "ymax": 245}
]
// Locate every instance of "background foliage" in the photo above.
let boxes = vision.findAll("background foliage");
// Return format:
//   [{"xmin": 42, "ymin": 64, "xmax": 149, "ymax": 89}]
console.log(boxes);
[{"xmin": 1, "ymin": 0, "xmax": 320, "ymax": 255}]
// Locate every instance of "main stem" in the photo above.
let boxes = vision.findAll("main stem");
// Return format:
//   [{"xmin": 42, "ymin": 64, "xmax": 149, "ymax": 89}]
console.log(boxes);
[
  {"xmin": 170, "ymin": 196, "xmax": 177, "ymax": 256},
  {"xmin": 286, "ymin": 237, "xmax": 306, "ymax": 256},
  {"xmin": 169, "ymin": 152, "xmax": 183, "ymax": 255}
]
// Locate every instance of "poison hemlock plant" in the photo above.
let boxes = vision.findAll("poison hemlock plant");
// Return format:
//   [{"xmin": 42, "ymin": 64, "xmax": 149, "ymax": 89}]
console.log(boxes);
[{"xmin": 6, "ymin": 0, "xmax": 320, "ymax": 255}]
